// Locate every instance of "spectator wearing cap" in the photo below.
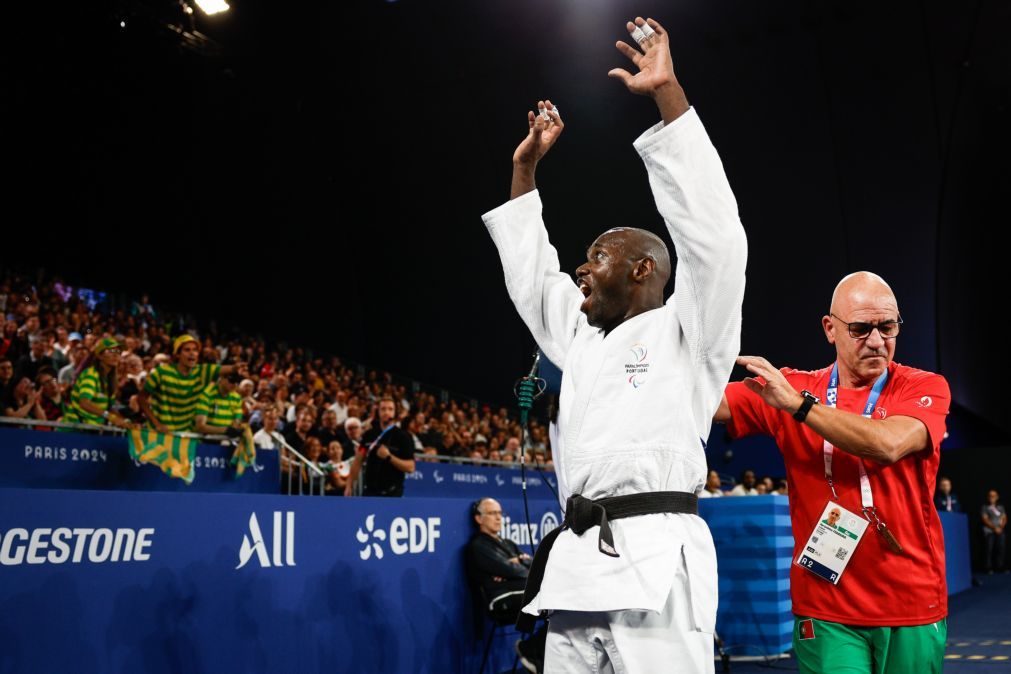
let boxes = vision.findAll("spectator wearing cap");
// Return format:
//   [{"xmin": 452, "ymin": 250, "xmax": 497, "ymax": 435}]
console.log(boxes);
[
  {"xmin": 193, "ymin": 371, "xmax": 245, "ymax": 437},
  {"xmin": 62, "ymin": 338, "xmax": 133, "ymax": 429},
  {"xmin": 138, "ymin": 334, "xmax": 246, "ymax": 433},
  {"xmin": 66, "ymin": 331, "xmax": 83, "ymax": 354},
  {"xmin": 14, "ymin": 333, "xmax": 54, "ymax": 383}
]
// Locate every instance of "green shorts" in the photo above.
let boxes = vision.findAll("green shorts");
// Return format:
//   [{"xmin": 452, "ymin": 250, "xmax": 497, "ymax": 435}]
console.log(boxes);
[{"xmin": 792, "ymin": 615, "xmax": 946, "ymax": 674}]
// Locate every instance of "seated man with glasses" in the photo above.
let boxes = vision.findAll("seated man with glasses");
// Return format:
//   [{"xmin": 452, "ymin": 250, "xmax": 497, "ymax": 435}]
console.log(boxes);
[
  {"xmin": 466, "ymin": 498, "xmax": 545, "ymax": 672},
  {"xmin": 714, "ymin": 272, "xmax": 951, "ymax": 674}
]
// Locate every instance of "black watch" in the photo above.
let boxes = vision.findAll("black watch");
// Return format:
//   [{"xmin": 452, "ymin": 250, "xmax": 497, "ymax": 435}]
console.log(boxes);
[{"xmin": 793, "ymin": 390, "xmax": 820, "ymax": 423}]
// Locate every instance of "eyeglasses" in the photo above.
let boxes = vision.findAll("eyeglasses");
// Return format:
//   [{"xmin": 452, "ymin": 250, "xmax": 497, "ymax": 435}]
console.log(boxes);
[
  {"xmin": 830, "ymin": 314, "xmax": 903, "ymax": 339},
  {"xmin": 480, "ymin": 510, "xmax": 503, "ymax": 517}
]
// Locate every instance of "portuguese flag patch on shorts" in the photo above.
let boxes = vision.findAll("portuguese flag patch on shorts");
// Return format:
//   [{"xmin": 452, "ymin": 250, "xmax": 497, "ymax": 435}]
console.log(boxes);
[{"xmin": 798, "ymin": 619, "xmax": 816, "ymax": 640}]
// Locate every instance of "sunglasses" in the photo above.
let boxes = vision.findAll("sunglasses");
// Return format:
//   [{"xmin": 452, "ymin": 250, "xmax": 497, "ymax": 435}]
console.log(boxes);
[{"xmin": 830, "ymin": 314, "xmax": 902, "ymax": 339}]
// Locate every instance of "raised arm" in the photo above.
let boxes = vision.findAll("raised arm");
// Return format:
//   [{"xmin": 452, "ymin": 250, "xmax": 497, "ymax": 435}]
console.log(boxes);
[
  {"xmin": 510, "ymin": 100, "xmax": 563, "ymax": 200},
  {"xmin": 483, "ymin": 101, "xmax": 583, "ymax": 367},
  {"xmin": 614, "ymin": 17, "xmax": 747, "ymax": 425}
]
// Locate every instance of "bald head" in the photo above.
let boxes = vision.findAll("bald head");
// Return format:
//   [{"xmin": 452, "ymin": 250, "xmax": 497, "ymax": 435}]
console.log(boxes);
[
  {"xmin": 600, "ymin": 227, "xmax": 671, "ymax": 287},
  {"xmin": 576, "ymin": 227, "xmax": 672, "ymax": 334},
  {"xmin": 829, "ymin": 272, "xmax": 897, "ymax": 316},
  {"xmin": 824, "ymin": 271, "xmax": 901, "ymax": 387}
]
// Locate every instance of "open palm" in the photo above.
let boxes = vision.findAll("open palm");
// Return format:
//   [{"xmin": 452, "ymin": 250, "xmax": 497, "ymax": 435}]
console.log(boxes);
[{"xmin": 608, "ymin": 18, "xmax": 679, "ymax": 97}]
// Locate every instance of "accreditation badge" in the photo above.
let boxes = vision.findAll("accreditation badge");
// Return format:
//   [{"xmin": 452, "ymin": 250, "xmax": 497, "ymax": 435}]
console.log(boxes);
[{"xmin": 795, "ymin": 501, "xmax": 869, "ymax": 585}]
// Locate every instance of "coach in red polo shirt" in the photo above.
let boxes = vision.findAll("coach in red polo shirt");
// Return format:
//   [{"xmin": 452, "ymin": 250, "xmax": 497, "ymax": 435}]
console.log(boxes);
[{"xmin": 715, "ymin": 271, "xmax": 950, "ymax": 674}]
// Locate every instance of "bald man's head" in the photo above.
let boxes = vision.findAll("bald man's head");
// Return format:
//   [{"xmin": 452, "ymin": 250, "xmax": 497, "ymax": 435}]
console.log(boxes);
[
  {"xmin": 823, "ymin": 271, "xmax": 901, "ymax": 387},
  {"xmin": 574, "ymin": 227, "xmax": 671, "ymax": 334},
  {"xmin": 600, "ymin": 227, "xmax": 672, "ymax": 288},
  {"xmin": 829, "ymin": 272, "xmax": 897, "ymax": 317}
]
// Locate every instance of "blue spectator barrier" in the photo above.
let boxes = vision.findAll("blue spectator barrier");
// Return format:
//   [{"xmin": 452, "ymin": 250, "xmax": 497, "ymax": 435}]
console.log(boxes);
[
  {"xmin": 699, "ymin": 495, "xmax": 794, "ymax": 657},
  {"xmin": 406, "ymin": 462, "xmax": 558, "ymax": 500},
  {"xmin": 0, "ymin": 487, "xmax": 560, "ymax": 674},
  {"xmin": 940, "ymin": 511, "xmax": 971, "ymax": 595},
  {"xmin": 0, "ymin": 428, "xmax": 279, "ymax": 494}
]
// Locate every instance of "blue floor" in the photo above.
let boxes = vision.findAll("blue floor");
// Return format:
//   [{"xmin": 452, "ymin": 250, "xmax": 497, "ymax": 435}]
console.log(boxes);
[
  {"xmin": 707, "ymin": 572, "xmax": 1011, "ymax": 673},
  {"xmin": 498, "ymin": 574, "xmax": 1011, "ymax": 672}
]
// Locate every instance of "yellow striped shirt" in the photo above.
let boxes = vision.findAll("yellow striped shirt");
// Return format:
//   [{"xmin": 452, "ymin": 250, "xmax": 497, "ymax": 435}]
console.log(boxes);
[
  {"xmin": 195, "ymin": 383, "xmax": 243, "ymax": 430},
  {"xmin": 144, "ymin": 362, "xmax": 221, "ymax": 431},
  {"xmin": 63, "ymin": 366, "xmax": 111, "ymax": 425}
]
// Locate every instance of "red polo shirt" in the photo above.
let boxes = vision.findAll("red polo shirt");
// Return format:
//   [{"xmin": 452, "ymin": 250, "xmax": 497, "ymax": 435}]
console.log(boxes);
[{"xmin": 725, "ymin": 361, "xmax": 950, "ymax": 626}]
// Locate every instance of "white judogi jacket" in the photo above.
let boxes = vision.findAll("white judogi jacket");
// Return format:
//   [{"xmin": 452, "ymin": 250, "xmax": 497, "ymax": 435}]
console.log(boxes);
[{"xmin": 482, "ymin": 108, "xmax": 747, "ymax": 630}]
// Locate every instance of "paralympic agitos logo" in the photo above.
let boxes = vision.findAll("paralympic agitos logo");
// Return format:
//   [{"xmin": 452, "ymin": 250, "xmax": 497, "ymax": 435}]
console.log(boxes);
[{"xmin": 625, "ymin": 342, "xmax": 650, "ymax": 388}]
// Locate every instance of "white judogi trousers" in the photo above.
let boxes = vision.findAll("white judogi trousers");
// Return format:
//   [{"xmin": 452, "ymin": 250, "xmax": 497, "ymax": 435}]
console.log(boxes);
[{"xmin": 544, "ymin": 549, "xmax": 714, "ymax": 674}]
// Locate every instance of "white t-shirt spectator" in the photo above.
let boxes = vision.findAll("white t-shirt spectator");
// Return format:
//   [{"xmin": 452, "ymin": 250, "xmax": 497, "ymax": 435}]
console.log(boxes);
[
  {"xmin": 730, "ymin": 485, "xmax": 759, "ymax": 496},
  {"xmin": 57, "ymin": 362, "xmax": 78, "ymax": 388},
  {"xmin": 699, "ymin": 489, "xmax": 724, "ymax": 498},
  {"xmin": 329, "ymin": 401, "xmax": 348, "ymax": 425},
  {"xmin": 253, "ymin": 428, "xmax": 284, "ymax": 450}
]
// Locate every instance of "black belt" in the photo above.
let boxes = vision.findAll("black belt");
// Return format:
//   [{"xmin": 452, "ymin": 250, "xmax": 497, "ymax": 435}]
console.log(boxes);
[{"xmin": 515, "ymin": 491, "xmax": 698, "ymax": 632}]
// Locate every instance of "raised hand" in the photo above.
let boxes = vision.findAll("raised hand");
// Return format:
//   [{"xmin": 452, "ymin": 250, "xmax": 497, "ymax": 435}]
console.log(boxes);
[
  {"xmin": 608, "ymin": 17, "xmax": 689, "ymax": 123},
  {"xmin": 512, "ymin": 100, "xmax": 564, "ymax": 168},
  {"xmin": 510, "ymin": 99, "xmax": 564, "ymax": 199}
]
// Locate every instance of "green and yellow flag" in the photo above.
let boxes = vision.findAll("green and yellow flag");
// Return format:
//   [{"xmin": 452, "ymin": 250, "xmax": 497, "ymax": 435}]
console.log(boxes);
[
  {"xmin": 128, "ymin": 428, "xmax": 197, "ymax": 484},
  {"xmin": 230, "ymin": 425, "xmax": 257, "ymax": 478}
]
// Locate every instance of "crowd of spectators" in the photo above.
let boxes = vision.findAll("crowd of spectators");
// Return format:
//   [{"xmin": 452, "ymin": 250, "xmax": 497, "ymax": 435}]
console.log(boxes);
[
  {"xmin": 698, "ymin": 468, "xmax": 789, "ymax": 498},
  {"xmin": 0, "ymin": 271, "xmax": 555, "ymax": 483}
]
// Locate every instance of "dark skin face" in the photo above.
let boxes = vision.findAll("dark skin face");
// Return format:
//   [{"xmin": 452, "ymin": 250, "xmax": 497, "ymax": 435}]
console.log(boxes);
[{"xmin": 574, "ymin": 229, "xmax": 670, "ymax": 335}]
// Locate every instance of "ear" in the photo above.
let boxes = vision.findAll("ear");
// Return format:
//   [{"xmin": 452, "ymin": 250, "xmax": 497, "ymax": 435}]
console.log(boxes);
[
  {"xmin": 632, "ymin": 257, "xmax": 656, "ymax": 283},
  {"xmin": 821, "ymin": 315, "xmax": 835, "ymax": 345}
]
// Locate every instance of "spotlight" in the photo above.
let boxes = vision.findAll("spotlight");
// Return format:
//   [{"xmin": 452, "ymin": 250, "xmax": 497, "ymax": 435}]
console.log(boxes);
[{"xmin": 193, "ymin": 0, "xmax": 229, "ymax": 16}]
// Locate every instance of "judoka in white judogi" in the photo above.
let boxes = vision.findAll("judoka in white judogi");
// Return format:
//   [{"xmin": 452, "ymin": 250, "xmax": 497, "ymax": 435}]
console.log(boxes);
[{"xmin": 481, "ymin": 16, "xmax": 747, "ymax": 674}]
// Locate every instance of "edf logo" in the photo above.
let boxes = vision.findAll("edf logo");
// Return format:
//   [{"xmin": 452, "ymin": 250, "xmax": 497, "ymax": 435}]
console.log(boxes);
[{"xmin": 357, "ymin": 514, "xmax": 441, "ymax": 560}]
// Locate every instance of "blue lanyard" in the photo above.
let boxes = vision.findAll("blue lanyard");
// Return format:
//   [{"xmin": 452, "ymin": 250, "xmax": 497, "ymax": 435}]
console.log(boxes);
[
  {"xmin": 826, "ymin": 362, "xmax": 888, "ymax": 413},
  {"xmin": 367, "ymin": 424, "xmax": 397, "ymax": 452},
  {"xmin": 823, "ymin": 363, "xmax": 889, "ymax": 506}
]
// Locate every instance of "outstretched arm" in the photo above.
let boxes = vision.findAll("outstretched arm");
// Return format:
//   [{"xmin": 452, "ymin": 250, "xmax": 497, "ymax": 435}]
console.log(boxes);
[
  {"xmin": 616, "ymin": 16, "xmax": 748, "ymax": 431},
  {"xmin": 736, "ymin": 355, "xmax": 930, "ymax": 465},
  {"xmin": 484, "ymin": 100, "xmax": 582, "ymax": 367}
]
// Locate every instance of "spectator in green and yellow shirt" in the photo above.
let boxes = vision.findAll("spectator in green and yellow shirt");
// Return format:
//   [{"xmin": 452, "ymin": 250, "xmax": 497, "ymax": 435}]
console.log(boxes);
[
  {"xmin": 63, "ymin": 338, "xmax": 133, "ymax": 429},
  {"xmin": 138, "ymin": 334, "xmax": 246, "ymax": 433},
  {"xmin": 194, "ymin": 371, "xmax": 245, "ymax": 437}
]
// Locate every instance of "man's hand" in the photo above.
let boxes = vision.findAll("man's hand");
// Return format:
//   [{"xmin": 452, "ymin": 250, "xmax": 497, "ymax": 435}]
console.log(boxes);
[
  {"xmin": 736, "ymin": 355, "xmax": 803, "ymax": 414},
  {"xmin": 512, "ymin": 100, "xmax": 563, "ymax": 168},
  {"xmin": 375, "ymin": 444, "xmax": 391, "ymax": 460},
  {"xmin": 510, "ymin": 100, "xmax": 563, "ymax": 199},
  {"xmin": 608, "ymin": 17, "xmax": 689, "ymax": 124}
]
